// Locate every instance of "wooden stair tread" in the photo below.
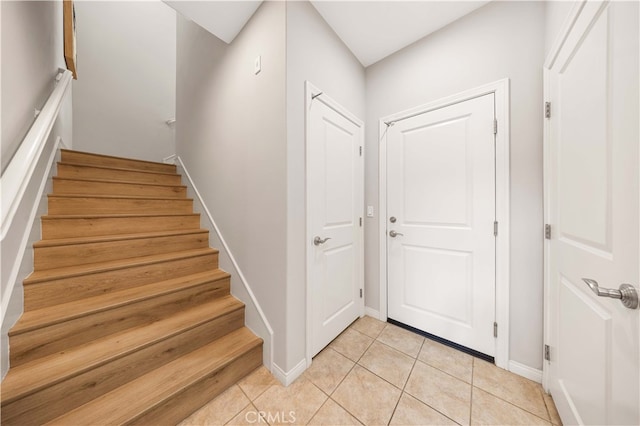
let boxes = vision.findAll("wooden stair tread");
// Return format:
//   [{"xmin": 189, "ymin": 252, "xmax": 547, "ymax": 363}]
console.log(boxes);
[
  {"xmin": 61, "ymin": 149, "xmax": 175, "ymax": 170},
  {"xmin": 11, "ymin": 269, "xmax": 230, "ymax": 335},
  {"xmin": 46, "ymin": 328, "xmax": 262, "ymax": 426},
  {"xmin": 58, "ymin": 161, "xmax": 179, "ymax": 177},
  {"xmin": 33, "ymin": 229, "xmax": 207, "ymax": 248},
  {"xmin": 25, "ymin": 248, "xmax": 218, "ymax": 284},
  {"xmin": 1, "ymin": 296, "xmax": 244, "ymax": 404},
  {"xmin": 52, "ymin": 176, "xmax": 186, "ymax": 188},
  {"xmin": 42, "ymin": 212, "xmax": 199, "ymax": 219},
  {"xmin": 48, "ymin": 193, "xmax": 193, "ymax": 201}
]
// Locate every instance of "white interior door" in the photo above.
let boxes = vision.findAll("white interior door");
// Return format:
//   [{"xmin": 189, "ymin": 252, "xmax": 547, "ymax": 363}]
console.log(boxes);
[
  {"xmin": 545, "ymin": 1, "xmax": 639, "ymax": 425},
  {"xmin": 307, "ymin": 84, "xmax": 364, "ymax": 357},
  {"xmin": 387, "ymin": 94, "xmax": 496, "ymax": 356}
]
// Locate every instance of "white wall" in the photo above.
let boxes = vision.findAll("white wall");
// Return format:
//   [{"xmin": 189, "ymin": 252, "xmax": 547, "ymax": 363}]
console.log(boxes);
[
  {"xmin": 175, "ymin": 1, "xmax": 288, "ymax": 369},
  {"xmin": 1, "ymin": 0, "xmax": 69, "ymax": 172},
  {"xmin": 365, "ymin": 1, "xmax": 546, "ymax": 370},
  {"xmin": 72, "ymin": 1, "xmax": 176, "ymax": 162},
  {"xmin": 285, "ymin": 0, "xmax": 366, "ymax": 372}
]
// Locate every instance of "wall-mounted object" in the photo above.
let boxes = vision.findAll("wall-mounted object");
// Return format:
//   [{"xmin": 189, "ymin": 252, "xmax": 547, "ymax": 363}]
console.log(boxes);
[{"xmin": 63, "ymin": 0, "xmax": 77, "ymax": 79}]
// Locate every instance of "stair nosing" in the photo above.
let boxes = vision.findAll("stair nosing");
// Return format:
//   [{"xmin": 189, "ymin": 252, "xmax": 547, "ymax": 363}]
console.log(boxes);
[
  {"xmin": 33, "ymin": 229, "xmax": 209, "ymax": 248},
  {"xmin": 58, "ymin": 161, "xmax": 179, "ymax": 177},
  {"xmin": 60, "ymin": 149, "xmax": 176, "ymax": 169},
  {"xmin": 24, "ymin": 248, "xmax": 219, "ymax": 285},
  {"xmin": 1, "ymin": 296, "xmax": 245, "ymax": 405},
  {"xmin": 53, "ymin": 176, "xmax": 186, "ymax": 189},
  {"xmin": 41, "ymin": 213, "xmax": 200, "ymax": 220},
  {"xmin": 11, "ymin": 269, "xmax": 231, "ymax": 335},
  {"xmin": 44, "ymin": 328, "xmax": 261, "ymax": 425},
  {"xmin": 48, "ymin": 194, "xmax": 193, "ymax": 202}
]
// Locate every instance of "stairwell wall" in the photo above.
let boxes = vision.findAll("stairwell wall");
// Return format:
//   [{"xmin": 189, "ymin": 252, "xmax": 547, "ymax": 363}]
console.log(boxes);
[
  {"xmin": 175, "ymin": 1, "xmax": 288, "ymax": 371},
  {"xmin": 72, "ymin": 1, "xmax": 176, "ymax": 163}
]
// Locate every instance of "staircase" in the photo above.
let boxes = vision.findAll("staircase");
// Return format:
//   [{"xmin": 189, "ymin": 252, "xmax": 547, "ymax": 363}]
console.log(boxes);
[{"xmin": 1, "ymin": 149, "xmax": 263, "ymax": 425}]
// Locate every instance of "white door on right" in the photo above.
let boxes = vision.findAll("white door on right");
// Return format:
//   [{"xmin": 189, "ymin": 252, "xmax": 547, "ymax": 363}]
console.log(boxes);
[
  {"xmin": 546, "ymin": 1, "xmax": 639, "ymax": 425},
  {"xmin": 387, "ymin": 93, "xmax": 496, "ymax": 357}
]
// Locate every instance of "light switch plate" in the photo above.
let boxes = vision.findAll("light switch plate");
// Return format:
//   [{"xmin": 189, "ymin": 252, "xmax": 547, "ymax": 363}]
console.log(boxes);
[{"xmin": 367, "ymin": 206, "xmax": 374, "ymax": 217}]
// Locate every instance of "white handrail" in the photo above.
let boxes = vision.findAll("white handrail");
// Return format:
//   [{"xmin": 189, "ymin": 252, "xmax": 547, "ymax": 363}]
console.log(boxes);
[{"xmin": 1, "ymin": 69, "xmax": 73, "ymax": 239}]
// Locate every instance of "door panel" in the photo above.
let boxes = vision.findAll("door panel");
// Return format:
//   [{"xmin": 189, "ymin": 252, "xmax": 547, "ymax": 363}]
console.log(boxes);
[
  {"xmin": 308, "ymin": 89, "xmax": 364, "ymax": 357},
  {"xmin": 546, "ymin": 2, "xmax": 639, "ymax": 424},
  {"xmin": 387, "ymin": 93, "xmax": 496, "ymax": 356}
]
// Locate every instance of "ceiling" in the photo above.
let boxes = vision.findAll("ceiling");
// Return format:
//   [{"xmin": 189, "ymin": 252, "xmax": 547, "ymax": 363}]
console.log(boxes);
[
  {"xmin": 166, "ymin": 1, "xmax": 490, "ymax": 67},
  {"xmin": 309, "ymin": 1, "xmax": 491, "ymax": 66}
]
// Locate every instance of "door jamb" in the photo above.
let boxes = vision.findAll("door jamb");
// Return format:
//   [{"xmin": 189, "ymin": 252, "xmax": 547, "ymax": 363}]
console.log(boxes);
[
  {"xmin": 377, "ymin": 79, "xmax": 510, "ymax": 369},
  {"xmin": 305, "ymin": 81, "xmax": 365, "ymax": 367}
]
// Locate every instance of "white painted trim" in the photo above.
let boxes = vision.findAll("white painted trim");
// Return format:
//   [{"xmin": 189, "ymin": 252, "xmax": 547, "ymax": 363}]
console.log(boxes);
[
  {"xmin": 378, "ymin": 79, "xmax": 511, "ymax": 369},
  {"xmin": 1, "ymin": 69, "xmax": 72, "ymax": 240},
  {"xmin": 304, "ymin": 81, "xmax": 365, "ymax": 367},
  {"xmin": 364, "ymin": 306, "xmax": 380, "ymax": 320},
  {"xmin": 162, "ymin": 154, "xmax": 177, "ymax": 164},
  {"xmin": 0, "ymin": 138, "xmax": 64, "ymax": 327},
  {"xmin": 272, "ymin": 358, "xmax": 307, "ymax": 387},
  {"xmin": 173, "ymin": 156, "xmax": 274, "ymax": 372},
  {"xmin": 509, "ymin": 360, "xmax": 543, "ymax": 384}
]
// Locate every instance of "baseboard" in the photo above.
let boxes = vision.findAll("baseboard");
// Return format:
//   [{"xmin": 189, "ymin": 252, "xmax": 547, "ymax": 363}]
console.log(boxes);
[
  {"xmin": 364, "ymin": 306, "xmax": 381, "ymax": 320},
  {"xmin": 272, "ymin": 358, "xmax": 307, "ymax": 387},
  {"xmin": 509, "ymin": 360, "xmax": 543, "ymax": 383}
]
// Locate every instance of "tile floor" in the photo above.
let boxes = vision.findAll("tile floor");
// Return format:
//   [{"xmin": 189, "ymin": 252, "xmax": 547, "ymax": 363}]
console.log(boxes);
[{"xmin": 178, "ymin": 316, "xmax": 562, "ymax": 426}]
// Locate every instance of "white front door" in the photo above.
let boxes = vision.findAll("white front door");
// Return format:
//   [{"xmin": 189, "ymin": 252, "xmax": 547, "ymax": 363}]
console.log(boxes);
[
  {"xmin": 307, "ymin": 83, "xmax": 364, "ymax": 357},
  {"xmin": 545, "ymin": 1, "xmax": 639, "ymax": 425},
  {"xmin": 386, "ymin": 94, "xmax": 496, "ymax": 357}
]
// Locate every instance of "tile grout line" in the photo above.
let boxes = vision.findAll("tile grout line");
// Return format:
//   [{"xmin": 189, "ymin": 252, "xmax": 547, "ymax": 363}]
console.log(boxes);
[{"xmin": 385, "ymin": 337, "xmax": 424, "ymax": 425}]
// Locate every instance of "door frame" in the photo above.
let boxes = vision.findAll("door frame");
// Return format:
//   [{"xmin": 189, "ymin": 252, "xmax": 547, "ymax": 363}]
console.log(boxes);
[
  {"xmin": 305, "ymin": 81, "xmax": 365, "ymax": 367},
  {"xmin": 378, "ymin": 79, "xmax": 510, "ymax": 369}
]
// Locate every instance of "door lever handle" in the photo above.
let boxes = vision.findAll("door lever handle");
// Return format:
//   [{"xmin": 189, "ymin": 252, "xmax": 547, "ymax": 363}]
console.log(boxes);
[
  {"xmin": 313, "ymin": 236, "xmax": 331, "ymax": 246},
  {"xmin": 582, "ymin": 278, "xmax": 638, "ymax": 309},
  {"xmin": 389, "ymin": 230, "xmax": 404, "ymax": 238}
]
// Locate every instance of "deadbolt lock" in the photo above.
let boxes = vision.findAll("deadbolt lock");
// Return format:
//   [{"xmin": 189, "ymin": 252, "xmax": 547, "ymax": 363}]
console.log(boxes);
[{"xmin": 389, "ymin": 216, "xmax": 396, "ymax": 223}]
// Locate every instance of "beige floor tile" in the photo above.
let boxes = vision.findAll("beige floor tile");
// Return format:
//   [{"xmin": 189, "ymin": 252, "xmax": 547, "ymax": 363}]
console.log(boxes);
[
  {"xmin": 329, "ymin": 328, "xmax": 374, "ymax": 362},
  {"xmin": 350, "ymin": 316, "xmax": 386, "ymax": 339},
  {"xmin": 332, "ymin": 365, "xmax": 402, "ymax": 425},
  {"xmin": 226, "ymin": 404, "xmax": 265, "ymax": 426},
  {"xmin": 471, "ymin": 388, "xmax": 551, "ymax": 425},
  {"xmin": 253, "ymin": 377, "xmax": 327, "ymax": 425},
  {"xmin": 473, "ymin": 359, "xmax": 549, "ymax": 420},
  {"xmin": 376, "ymin": 324, "xmax": 424, "ymax": 358},
  {"xmin": 405, "ymin": 360, "xmax": 471, "ymax": 426},
  {"xmin": 390, "ymin": 393, "xmax": 457, "ymax": 425},
  {"xmin": 178, "ymin": 385, "xmax": 250, "ymax": 426},
  {"xmin": 305, "ymin": 347, "xmax": 355, "ymax": 395},
  {"xmin": 307, "ymin": 399, "xmax": 362, "ymax": 425},
  {"xmin": 543, "ymin": 392, "xmax": 563, "ymax": 425},
  {"xmin": 358, "ymin": 340, "xmax": 415, "ymax": 388},
  {"xmin": 238, "ymin": 366, "xmax": 280, "ymax": 401},
  {"xmin": 418, "ymin": 338, "xmax": 473, "ymax": 383}
]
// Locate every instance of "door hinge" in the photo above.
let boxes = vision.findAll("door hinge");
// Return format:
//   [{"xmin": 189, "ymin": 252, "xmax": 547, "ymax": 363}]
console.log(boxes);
[
  {"xmin": 493, "ymin": 221, "xmax": 498, "ymax": 237},
  {"xmin": 359, "ymin": 288, "xmax": 363, "ymax": 298},
  {"xmin": 544, "ymin": 344, "xmax": 551, "ymax": 361},
  {"xmin": 545, "ymin": 102, "xmax": 551, "ymax": 119},
  {"xmin": 359, "ymin": 146, "xmax": 363, "ymax": 156},
  {"xmin": 493, "ymin": 322, "xmax": 498, "ymax": 338},
  {"xmin": 545, "ymin": 224, "xmax": 551, "ymax": 239},
  {"xmin": 493, "ymin": 119, "xmax": 498, "ymax": 135},
  {"xmin": 359, "ymin": 217, "xmax": 362, "ymax": 227}
]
